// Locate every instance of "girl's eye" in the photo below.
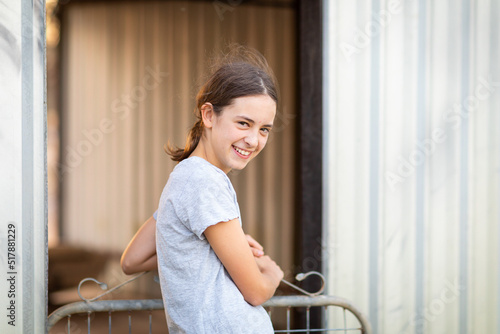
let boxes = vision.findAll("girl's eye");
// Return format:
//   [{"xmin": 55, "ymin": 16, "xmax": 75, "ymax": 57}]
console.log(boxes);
[
  {"xmin": 238, "ymin": 121, "xmax": 249, "ymax": 127},
  {"xmin": 261, "ymin": 128, "xmax": 270, "ymax": 134}
]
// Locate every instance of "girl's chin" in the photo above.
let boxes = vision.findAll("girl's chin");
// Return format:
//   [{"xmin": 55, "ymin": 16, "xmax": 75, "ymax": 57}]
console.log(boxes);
[{"xmin": 230, "ymin": 160, "xmax": 250, "ymax": 171}]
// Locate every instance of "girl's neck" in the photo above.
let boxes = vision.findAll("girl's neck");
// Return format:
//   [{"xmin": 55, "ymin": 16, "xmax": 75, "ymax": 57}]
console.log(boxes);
[{"xmin": 190, "ymin": 139, "xmax": 231, "ymax": 174}]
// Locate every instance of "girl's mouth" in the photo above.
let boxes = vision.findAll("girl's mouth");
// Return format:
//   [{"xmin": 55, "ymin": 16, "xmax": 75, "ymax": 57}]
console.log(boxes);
[{"xmin": 232, "ymin": 145, "xmax": 252, "ymax": 159}]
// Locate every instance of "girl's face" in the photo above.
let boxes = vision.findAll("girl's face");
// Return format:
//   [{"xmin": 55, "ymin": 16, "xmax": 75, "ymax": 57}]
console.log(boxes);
[{"xmin": 204, "ymin": 95, "xmax": 276, "ymax": 173}]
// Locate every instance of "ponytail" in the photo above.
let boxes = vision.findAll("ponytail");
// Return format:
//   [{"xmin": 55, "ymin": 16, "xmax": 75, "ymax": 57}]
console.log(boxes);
[{"xmin": 164, "ymin": 118, "xmax": 204, "ymax": 162}]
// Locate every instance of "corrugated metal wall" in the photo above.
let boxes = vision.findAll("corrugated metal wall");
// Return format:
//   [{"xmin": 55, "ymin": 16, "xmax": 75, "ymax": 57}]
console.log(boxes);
[
  {"xmin": 59, "ymin": 1, "xmax": 297, "ymax": 274},
  {"xmin": 323, "ymin": 0, "xmax": 499, "ymax": 333}
]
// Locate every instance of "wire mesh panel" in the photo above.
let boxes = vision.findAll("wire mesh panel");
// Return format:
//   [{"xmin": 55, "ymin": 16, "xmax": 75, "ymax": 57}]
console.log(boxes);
[
  {"xmin": 265, "ymin": 296, "xmax": 371, "ymax": 333},
  {"xmin": 47, "ymin": 296, "xmax": 371, "ymax": 334},
  {"xmin": 49, "ymin": 304, "xmax": 156, "ymax": 333},
  {"xmin": 269, "ymin": 306, "xmax": 363, "ymax": 333}
]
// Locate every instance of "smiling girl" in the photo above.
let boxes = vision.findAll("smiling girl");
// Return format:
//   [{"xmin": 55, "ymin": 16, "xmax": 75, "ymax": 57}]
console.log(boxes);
[{"xmin": 155, "ymin": 46, "xmax": 284, "ymax": 333}]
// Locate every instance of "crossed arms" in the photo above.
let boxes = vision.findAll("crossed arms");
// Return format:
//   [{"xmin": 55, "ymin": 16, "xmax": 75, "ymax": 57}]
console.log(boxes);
[{"xmin": 121, "ymin": 215, "xmax": 283, "ymax": 306}]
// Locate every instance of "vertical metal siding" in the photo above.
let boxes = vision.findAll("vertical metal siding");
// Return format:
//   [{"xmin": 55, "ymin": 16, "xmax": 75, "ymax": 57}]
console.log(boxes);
[
  {"xmin": 459, "ymin": 1, "xmax": 470, "ymax": 333},
  {"xmin": 369, "ymin": 0, "xmax": 381, "ymax": 329},
  {"xmin": 0, "ymin": 0, "xmax": 47, "ymax": 331},
  {"xmin": 494, "ymin": 2, "xmax": 500, "ymax": 333},
  {"xmin": 60, "ymin": 1, "xmax": 297, "ymax": 274},
  {"xmin": 324, "ymin": 0, "xmax": 500, "ymax": 333}
]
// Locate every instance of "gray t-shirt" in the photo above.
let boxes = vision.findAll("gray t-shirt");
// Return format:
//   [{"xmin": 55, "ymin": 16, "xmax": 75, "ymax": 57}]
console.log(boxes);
[{"xmin": 156, "ymin": 156, "xmax": 274, "ymax": 334}]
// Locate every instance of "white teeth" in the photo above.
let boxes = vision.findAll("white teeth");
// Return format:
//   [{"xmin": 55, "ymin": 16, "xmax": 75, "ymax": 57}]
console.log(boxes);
[{"xmin": 233, "ymin": 146, "xmax": 251, "ymax": 156}]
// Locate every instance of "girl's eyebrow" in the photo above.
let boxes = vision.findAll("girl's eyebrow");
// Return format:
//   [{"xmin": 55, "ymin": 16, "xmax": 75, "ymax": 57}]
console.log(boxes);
[{"xmin": 237, "ymin": 115, "xmax": 273, "ymax": 129}]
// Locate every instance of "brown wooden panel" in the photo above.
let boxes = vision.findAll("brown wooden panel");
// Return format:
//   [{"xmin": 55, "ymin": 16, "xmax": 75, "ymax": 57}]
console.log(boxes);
[{"xmin": 59, "ymin": 1, "xmax": 298, "ymax": 279}]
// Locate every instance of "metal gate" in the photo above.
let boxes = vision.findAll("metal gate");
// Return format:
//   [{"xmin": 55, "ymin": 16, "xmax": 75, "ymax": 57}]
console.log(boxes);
[{"xmin": 48, "ymin": 295, "xmax": 371, "ymax": 333}]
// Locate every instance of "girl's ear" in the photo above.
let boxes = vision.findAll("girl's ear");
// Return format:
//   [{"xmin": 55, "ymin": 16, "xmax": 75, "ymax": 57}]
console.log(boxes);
[{"xmin": 200, "ymin": 103, "xmax": 215, "ymax": 128}]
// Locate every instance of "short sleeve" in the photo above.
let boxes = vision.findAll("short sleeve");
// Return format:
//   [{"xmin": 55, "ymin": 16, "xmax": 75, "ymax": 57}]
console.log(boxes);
[
  {"xmin": 176, "ymin": 173, "xmax": 239, "ymax": 240},
  {"xmin": 153, "ymin": 210, "xmax": 158, "ymax": 220}
]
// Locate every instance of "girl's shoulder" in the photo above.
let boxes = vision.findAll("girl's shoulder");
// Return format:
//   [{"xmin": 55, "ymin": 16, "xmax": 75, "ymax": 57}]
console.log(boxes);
[{"xmin": 169, "ymin": 156, "xmax": 230, "ymax": 190}]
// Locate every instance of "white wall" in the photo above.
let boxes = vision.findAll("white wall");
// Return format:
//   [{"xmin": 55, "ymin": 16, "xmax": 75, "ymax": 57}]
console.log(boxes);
[
  {"xmin": 323, "ymin": 0, "xmax": 500, "ymax": 333},
  {"xmin": 0, "ymin": 0, "xmax": 47, "ymax": 333}
]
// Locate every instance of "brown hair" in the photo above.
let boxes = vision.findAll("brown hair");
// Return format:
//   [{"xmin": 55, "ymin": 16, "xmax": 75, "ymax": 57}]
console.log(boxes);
[{"xmin": 165, "ymin": 45, "xmax": 279, "ymax": 162}]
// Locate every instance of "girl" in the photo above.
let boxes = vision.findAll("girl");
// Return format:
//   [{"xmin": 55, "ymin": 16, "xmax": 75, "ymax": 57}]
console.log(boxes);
[{"xmin": 157, "ymin": 46, "xmax": 283, "ymax": 333}]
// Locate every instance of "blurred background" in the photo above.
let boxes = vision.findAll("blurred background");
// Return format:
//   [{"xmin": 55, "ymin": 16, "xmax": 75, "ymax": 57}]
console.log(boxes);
[
  {"xmin": 43, "ymin": 0, "xmax": 500, "ymax": 333},
  {"xmin": 45, "ymin": 0, "xmax": 300, "ymax": 327}
]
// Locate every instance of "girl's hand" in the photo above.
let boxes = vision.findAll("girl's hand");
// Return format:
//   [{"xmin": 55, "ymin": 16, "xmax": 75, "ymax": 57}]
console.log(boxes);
[
  {"xmin": 245, "ymin": 234, "xmax": 264, "ymax": 257},
  {"xmin": 254, "ymin": 255, "xmax": 284, "ymax": 288},
  {"xmin": 205, "ymin": 219, "xmax": 282, "ymax": 306}
]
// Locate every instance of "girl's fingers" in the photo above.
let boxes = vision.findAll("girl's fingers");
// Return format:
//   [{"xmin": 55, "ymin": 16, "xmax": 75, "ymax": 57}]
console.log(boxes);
[
  {"xmin": 245, "ymin": 234, "xmax": 264, "ymax": 251},
  {"xmin": 251, "ymin": 247, "xmax": 264, "ymax": 257}
]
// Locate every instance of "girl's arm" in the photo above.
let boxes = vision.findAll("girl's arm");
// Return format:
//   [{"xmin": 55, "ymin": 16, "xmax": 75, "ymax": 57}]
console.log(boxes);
[
  {"xmin": 120, "ymin": 215, "xmax": 158, "ymax": 275},
  {"xmin": 204, "ymin": 219, "xmax": 284, "ymax": 306},
  {"xmin": 121, "ymin": 216, "xmax": 265, "ymax": 275}
]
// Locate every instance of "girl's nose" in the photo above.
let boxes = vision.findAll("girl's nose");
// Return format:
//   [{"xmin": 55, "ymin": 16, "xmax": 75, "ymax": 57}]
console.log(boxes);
[{"xmin": 244, "ymin": 131, "xmax": 258, "ymax": 148}]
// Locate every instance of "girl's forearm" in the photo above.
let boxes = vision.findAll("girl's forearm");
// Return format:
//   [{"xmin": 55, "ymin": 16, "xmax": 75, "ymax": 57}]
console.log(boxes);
[
  {"xmin": 121, "ymin": 216, "xmax": 157, "ymax": 275},
  {"xmin": 205, "ymin": 219, "xmax": 282, "ymax": 306},
  {"xmin": 248, "ymin": 271, "xmax": 282, "ymax": 306},
  {"xmin": 121, "ymin": 253, "xmax": 157, "ymax": 275}
]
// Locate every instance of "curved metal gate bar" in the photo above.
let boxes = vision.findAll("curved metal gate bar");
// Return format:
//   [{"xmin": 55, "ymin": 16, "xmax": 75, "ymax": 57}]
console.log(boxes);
[{"xmin": 47, "ymin": 296, "xmax": 372, "ymax": 333}]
